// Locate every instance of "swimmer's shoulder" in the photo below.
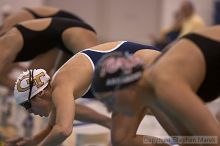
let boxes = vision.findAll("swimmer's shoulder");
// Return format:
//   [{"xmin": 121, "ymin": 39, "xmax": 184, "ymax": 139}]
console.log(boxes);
[{"xmin": 87, "ymin": 41, "xmax": 124, "ymax": 51}]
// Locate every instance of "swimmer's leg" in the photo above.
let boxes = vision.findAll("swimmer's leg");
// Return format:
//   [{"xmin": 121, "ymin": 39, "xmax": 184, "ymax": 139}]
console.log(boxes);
[
  {"xmin": 0, "ymin": 28, "xmax": 23, "ymax": 73},
  {"xmin": 152, "ymin": 80, "xmax": 220, "ymax": 146}
]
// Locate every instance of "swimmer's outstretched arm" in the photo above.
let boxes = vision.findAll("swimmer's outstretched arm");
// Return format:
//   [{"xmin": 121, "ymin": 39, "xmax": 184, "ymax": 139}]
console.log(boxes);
[
  {"xmin": 4, "ymin": 126, "xmax": 52, "ymax": 146},
  {"xmin": 75, "ymin": 103, "xmax": 111, "ymax": 129},
  {"xmin": 4, "ymin": 111, "xmax": 55, "ymax": 146},
  {"xmin": 38, "ymin": 84, "xmax": 75, "ymax": 146},
  {"xmin": 37, "ymin": 53, "xmax": 96, "ymax": 145}
]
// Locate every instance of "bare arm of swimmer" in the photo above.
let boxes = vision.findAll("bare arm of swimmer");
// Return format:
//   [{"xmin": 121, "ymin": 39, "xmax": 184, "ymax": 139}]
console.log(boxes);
[
  {"xmin": 4, "ymin": 101, "xmax": 110, "ymax": 146},
  {"xmin": 4, "ymin": 110, "xmax": 56, "ymax": 146},
  {"xmin": 0, "ymin": 28, "xmax": 23, "ymax": 83},
  {"xmin": 75, "ymin": 103, "xmax": 111, "ymax": 129},
  {"xmin": 37, "ymin": 83, "xmax": 74, "ymax": 146},
  {"xmin": 37, "ymin": 53, "xmax": 94, "ymax": 146},
  {"xmin": 30, "ymin": 50, "xmax": 112, "ymax": 128}
]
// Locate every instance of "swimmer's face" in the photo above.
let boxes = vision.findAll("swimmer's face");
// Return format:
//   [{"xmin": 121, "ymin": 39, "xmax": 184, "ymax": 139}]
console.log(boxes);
[{"xmin": 27, "ymin": 88, "xmax": 52, "ymax": 117}]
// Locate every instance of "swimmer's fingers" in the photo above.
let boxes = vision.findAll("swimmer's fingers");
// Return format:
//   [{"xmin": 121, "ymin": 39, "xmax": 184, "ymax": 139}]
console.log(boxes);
[
  {"xmin": 4, "ymin": 137, "xmax": 31, "ymax": 146},
  {"xmin": 16, "ymin": 139, "xmax": 30, "ymax": 146},
  {"xmin": 5, "ymin": 136, "xmax": 24, "ymax": 144},
  {"xmin": 4, "ymin": 143, "xmax": 18, "ymax": 146}
]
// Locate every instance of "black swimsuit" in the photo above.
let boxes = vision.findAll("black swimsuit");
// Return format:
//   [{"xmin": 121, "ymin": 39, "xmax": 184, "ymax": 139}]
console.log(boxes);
[
  {"xmin": 14, "ymin": 18, "xmax": 95, "ymax": 62},
  {"xmin": 24, "ymin": 8, "xmax": 84, "ymax": 22},
  {"xmin": 182, "ymin": 33, "xmax": 220, "ymax": 102}
]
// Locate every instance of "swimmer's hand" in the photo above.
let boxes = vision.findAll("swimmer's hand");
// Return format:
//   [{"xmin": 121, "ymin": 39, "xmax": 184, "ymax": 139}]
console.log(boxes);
[{"xmin": 4, "ymin": 136, "xmax": 33, "ymax": 146}]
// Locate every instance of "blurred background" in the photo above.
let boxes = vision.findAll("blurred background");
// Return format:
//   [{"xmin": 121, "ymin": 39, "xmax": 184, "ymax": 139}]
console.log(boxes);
[
  {"xmin": 0, "ymin": 0, "xmax": 218, "ymax": 43},
  {"xmin": 0, "ymin": 0, "xmax": 220, "ymax": 145}
]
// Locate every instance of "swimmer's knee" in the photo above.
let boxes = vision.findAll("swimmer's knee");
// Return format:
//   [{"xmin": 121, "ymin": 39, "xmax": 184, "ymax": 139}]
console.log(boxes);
[{"xmin": 147, "ymin": 70, "xmax": 173, "ymax": 99}]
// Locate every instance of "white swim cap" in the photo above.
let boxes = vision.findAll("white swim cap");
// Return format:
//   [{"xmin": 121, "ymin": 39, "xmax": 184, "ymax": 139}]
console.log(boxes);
[{"xmin": 14, "ymin": 69, "xmax": 50, "ymax": 104}]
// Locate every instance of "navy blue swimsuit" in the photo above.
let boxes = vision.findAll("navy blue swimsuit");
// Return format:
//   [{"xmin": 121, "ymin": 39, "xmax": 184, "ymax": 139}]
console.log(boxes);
[{"xmin": 80, "ymin": 41, "xmax": 160, "ymax": 98}]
